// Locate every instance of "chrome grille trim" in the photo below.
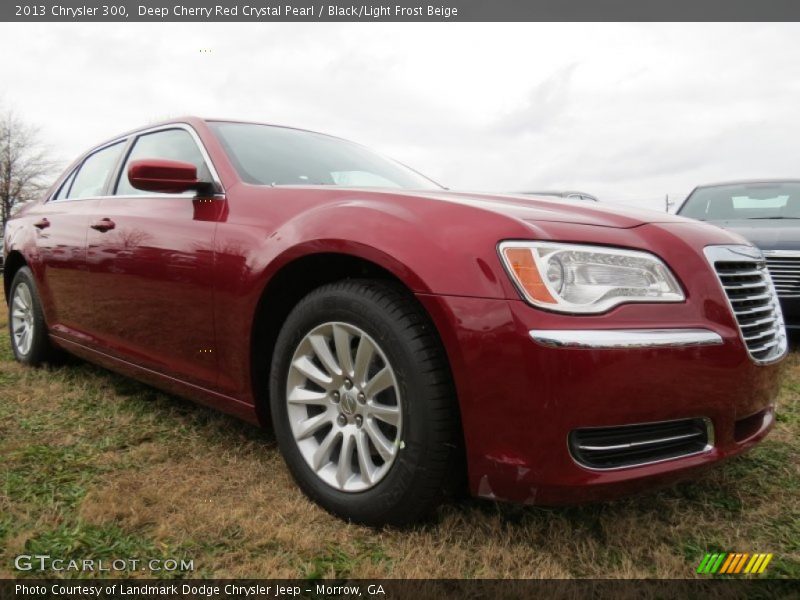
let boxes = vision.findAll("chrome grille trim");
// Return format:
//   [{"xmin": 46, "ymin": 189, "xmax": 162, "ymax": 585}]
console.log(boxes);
[
  {"xmin": 743, "ymin": 326, "xmax": 778, "ymax": 342},
  {"xmin": 704, "ymin": 245, "xmax": 787, "ymax": 365},
  {"xmin": 724, "ymin": 280, "xmax": 770, "ymax": 290},
  {"xmin": 568, "ymin": 417, "xmax": 714, "ymax": 471},
  {"xmin": 576, "ymin": 431, "xmax": 704, "ymax": 452},
  {"xmin": 729, "ymin": 292, "xmax": 772, "ymax": 303},
  {"xmin": 721, "ymin": 268, "xmax": 766, "ymax": 277},
  {"xmin": 764, "ymin": 250, "xmax": 800, "ymax": 298},
  {"xmin": 735, "ymin": 305, "xmax": 775, "ymax": 317}
]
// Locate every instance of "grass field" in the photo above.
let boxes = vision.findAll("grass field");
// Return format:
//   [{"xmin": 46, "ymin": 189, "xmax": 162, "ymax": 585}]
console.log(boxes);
[{"xmin": 1, "ymin": 307, "xmax": 798, "ymax": 580}]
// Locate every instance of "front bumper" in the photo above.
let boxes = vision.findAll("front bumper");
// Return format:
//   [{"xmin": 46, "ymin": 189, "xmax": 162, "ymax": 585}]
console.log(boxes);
[{"xmin": 417, "ymin": 293, "xmax": 783, "ymax": 505}]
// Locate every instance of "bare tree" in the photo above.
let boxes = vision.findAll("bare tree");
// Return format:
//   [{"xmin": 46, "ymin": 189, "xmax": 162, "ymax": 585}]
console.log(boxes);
[{"xmin": 0, "ymin": 110, "xmax": 57, "ymax": 229}]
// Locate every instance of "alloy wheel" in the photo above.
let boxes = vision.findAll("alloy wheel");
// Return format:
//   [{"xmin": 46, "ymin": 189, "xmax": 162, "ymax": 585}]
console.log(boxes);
[
  {"xmin": 286, "ymin": 321, "xmax": 402, "ymax": 492},
  {"xmin": 11, "ymin": 282, "xmax": 35, "ymax": 356}
]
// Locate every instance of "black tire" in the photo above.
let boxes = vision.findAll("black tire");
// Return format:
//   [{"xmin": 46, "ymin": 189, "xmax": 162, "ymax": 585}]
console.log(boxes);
[
  {"xmin": 8, "ymin": 266, "xmax": 60, "ymax": 365},
  {"xmin": 269, "ymin": 279, "xmax": 460, "ymax": 526}
]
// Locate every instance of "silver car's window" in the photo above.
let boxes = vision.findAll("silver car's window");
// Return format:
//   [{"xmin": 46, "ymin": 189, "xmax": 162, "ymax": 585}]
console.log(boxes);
[{"xmin": 680, "ymin": 183, "xmax": 800, "ymax": 220}]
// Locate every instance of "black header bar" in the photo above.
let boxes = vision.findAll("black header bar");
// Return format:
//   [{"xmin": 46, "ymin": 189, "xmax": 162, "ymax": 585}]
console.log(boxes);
[{"xmin": 5, "ymin": 0, "xmax": 800, "ymax": 22}]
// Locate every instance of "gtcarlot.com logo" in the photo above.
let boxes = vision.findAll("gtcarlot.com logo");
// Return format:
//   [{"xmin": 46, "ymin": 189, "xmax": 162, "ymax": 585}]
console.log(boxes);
[
  {"xmin": 14, "ymin": 554, "xmax": 194, "ymax": 572},
  {"xmin": 697, "ymin": 552, "xmax": 773, "ymax": 575}
]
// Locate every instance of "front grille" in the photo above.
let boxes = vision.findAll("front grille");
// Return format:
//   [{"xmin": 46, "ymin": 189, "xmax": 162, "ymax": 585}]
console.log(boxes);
[
  {"xmin": 764, "ymin": 251, "xmax": 800, "ymax": 298},
  {"xmin": 569, "ymin": 418, "xmax": 711, "ymax": 470},
  {"xmin": 705, "ymin": 245, "xmax": 787, "ymax": 364}
]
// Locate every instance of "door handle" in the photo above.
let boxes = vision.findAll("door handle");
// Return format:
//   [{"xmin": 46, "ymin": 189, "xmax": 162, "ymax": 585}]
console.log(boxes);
[
  {"xmin": 90, "ymin": 218, "xmax": 116, "ymax": 232},
  {"xmin": 33, "ymin": 218, "xmax": 50, "ymax": 230}
]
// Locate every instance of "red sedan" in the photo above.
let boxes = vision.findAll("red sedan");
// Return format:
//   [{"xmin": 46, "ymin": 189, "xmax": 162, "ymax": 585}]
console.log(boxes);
[{"xmin": 4, "ymin": 118, "xmax": 786, "ymax": 525}]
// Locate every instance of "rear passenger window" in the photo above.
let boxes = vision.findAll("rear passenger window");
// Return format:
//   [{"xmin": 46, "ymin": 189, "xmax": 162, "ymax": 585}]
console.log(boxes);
[
  {"xmin": 116, "ymin": 129, "xmax": 210, "ymax": 196},
  {"xmin": 68, "ymin": 142, "xmax": 126, "ymax": 200},
  {"xmin": 52, "ymin": 168, "xmax": 77, "ymax": 201}
]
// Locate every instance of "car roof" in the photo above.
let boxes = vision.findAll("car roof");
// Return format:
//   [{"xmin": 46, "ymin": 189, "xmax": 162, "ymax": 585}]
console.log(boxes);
[{"xmin": 87, "ymin": 116, "xmax": 359, "ymax": 156}]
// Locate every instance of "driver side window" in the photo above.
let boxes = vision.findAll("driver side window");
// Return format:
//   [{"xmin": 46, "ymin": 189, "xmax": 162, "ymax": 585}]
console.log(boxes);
[{"xmin": 115, "ymin": 128, "xmax": 211, "ymax": 196}]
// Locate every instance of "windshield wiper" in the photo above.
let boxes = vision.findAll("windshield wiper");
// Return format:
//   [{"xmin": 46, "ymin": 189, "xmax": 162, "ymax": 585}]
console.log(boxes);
[{"xmin": 746, "ymin": 216, "xmax": 800, "ymax": 220}]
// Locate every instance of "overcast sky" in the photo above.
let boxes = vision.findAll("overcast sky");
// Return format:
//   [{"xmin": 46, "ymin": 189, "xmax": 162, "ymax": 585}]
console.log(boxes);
[{"xmin": 2, "ymin": 22, "xmax": 799, "ymax": 210}]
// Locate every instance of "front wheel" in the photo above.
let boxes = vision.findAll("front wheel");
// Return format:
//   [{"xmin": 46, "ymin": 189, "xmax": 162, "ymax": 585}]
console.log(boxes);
[{"xmin": 269, "ymin": 279, "xmax": 460, "ymax": 526}]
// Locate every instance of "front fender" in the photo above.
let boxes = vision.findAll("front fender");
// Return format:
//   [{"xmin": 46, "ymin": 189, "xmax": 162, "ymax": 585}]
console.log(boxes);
[
  {"xmin": 227, "ymin": 189, "xmax": 524, "ymax": 300},
  {"xmin": 210, "ymin": 188, "xmax": 528, "ymax": 401}
]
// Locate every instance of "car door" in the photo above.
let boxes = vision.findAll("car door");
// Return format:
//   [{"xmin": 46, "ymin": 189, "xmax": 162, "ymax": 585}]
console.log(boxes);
[
  {"xmin": 84, "ymin": 126, "xmax": 222, "ymax": 389},
  {"xmin": 26, "ymin": 141, "xmax": 127, "ymax": 343}
]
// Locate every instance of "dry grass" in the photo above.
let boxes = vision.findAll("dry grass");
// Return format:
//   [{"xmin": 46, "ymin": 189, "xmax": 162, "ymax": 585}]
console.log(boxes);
[{"xmin": 1, "ymin": 305, "xmax": 798, "ymax": 579}]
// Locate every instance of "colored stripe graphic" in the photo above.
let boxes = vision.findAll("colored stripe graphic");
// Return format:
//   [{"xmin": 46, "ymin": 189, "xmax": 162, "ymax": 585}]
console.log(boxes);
[
  {"xmin": 698, "ymin": 552, "xmax": 774, "ymax": 575},
  {"xmin": 750, "ymin": 554, "xmax": 766, "ymax": 573},
  {"xmin": 744, "ymin": 554, "xmax": 760, "ymax": 574},
  {"xmin": 733, "ymin": 553, "xmax": 749, "ymax": 573},
  {"xmin": 758, "ymin": 554, "xmax": 773, "ymax": 573},
  {"xmin": 700, "ymin": 553, "xmax": 719, "ymax": 574},
  {"xmin": 696, "ymin": 554, "xmax": 712, "ymax": 574},
  {"xmin": 719, "ymin": 554, "xmax": 736, "ymax": 574},
  {"xmin": 711, "ymin": 553, "xmax": 726, "ymax": 573},
  {"xmin": 729, "ymin": 553, "xmax": 743, "ymax": 574}
]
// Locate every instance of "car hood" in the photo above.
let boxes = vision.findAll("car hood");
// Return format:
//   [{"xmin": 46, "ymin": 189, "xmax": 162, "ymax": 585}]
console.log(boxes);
[
  {"xmin": 402, "ymin": 190, "xmax": 687, "ymax": 229},
  {"xmin": 702, "ymin": 219, "xmax": 800, "ymax": 251}
]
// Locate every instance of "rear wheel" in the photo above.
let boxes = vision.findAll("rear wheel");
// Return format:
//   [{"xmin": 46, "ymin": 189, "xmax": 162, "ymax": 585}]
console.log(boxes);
[
  {"xmin": 270, "ymin": 279, "xmax": 459, "ymax": 526},
  {"xmin": 8, "ymin": 267, "xmax": 60, "ymax": 365}
]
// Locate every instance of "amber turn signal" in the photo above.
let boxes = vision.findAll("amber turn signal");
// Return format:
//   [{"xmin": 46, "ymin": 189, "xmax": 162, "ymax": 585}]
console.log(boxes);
[{"xmin": 501, "ymin": 247, "xmax": 556, "ymax": 304}]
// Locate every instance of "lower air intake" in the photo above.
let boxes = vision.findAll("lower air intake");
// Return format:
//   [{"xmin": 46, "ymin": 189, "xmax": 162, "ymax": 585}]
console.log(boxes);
[{"xmin": 569, "ymin": 418, "xmax": 712, "ymax": 470}]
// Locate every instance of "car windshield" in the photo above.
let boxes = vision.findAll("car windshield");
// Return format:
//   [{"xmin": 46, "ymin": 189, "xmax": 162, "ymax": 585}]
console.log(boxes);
[
  {"xmin": 209, "ymin": 121, "xmax": 441, "ymax": 190},
  {"xmin": 679, "ymin": 182, "xmax": 800, "ymax": 220}
]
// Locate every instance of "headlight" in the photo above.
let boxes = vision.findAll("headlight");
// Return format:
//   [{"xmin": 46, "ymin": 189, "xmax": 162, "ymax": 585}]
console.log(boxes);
[{"xmin": 498, "ymin": 241, "xmax": 685, "ymax": 314}]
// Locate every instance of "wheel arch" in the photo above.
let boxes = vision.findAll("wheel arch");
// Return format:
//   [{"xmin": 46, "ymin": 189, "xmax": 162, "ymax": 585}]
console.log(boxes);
[
  {"xmin": 3, "ymin": 250, "xmax": 28, "ymax": 301},
  {"xmin": 248, "ymin": 248, "xmax": 461, "ymax": 433}
]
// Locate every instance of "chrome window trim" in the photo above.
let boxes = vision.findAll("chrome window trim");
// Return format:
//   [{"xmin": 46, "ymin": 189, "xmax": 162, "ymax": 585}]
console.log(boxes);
[
  {"xmin": 48, "ymin": 122, "xmax": 224, "ymax": 203},
  {"xmin": 51, "ymin": 165, "xmax": 80, "ymax": 202},
  {"xmin": 703, "ymin": 244, "xmax": 788, "ymax": 366},
  {"xmin": 567, "ymin": 417, "xmax": 715, "ymax": 472},
  {"xmin": 529, "ymin": 328, "xmax": 723, "ymax": 349}
]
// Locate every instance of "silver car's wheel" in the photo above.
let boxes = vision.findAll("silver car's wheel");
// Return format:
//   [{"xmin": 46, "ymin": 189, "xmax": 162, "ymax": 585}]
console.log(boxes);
[
  {"xmin": 286, "ymin": 321, "xmax": 402, "ymax": 492},
  {"xmin": 11, "ymin": 281, "xmax": 35, "ymax": 356}
]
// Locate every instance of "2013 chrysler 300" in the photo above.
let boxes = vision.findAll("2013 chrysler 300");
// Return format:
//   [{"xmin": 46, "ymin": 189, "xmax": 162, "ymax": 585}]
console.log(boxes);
[{"xmin": 4, "ymin": 118, "xmax": 786, "ymax": 525}]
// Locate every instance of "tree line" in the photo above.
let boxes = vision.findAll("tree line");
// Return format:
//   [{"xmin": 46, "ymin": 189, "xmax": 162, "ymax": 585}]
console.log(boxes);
[{"xmin": 0, "ymin": 109, "xmax": 57, "ymax": 231}]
